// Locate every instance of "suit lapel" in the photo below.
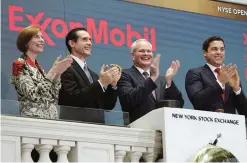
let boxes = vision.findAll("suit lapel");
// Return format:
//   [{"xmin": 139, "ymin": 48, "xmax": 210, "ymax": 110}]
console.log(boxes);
[
  {"xmin": 203, "ymin": 64, "xmax": 221, "ymax": 88},
  {"xmin": 72, "ymin": 59, "xmax": 91, "ymax": 85},
  {"xmin": 131, "ymin": 66, "xmax": 156, "ymax": 101},
  {"xmin": 131, "ymin": 66, "xmax": 145, "ymax": 84},
  {"xmin": 203, "ymin": 64, "xmax": 217, "ymax": 81}
]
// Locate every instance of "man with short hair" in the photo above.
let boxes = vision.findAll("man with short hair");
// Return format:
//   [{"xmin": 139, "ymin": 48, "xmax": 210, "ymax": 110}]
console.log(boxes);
[
  {"xmin": 59, "ymin": 28, "xmax": 121, "ymax": 121},
  {"xmin": 117, "ymin": 39, "xmax": 184, "ymax": 123},
  {"xmin": 185, "ymin": 36, "xmax": 247, "ymax": 115}
]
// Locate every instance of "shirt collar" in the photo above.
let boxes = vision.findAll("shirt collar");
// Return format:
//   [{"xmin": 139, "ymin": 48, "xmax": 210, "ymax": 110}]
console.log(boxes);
[
  {"xmin": 134, "ymin": 65, "xmax": 150, "ymax": 76},
  {"xmin": 207, "ymin": 63, "xmax": 221, "ymax": 73},
  {"xmin": 71, "ymin": 55, "xmax": 86, "ymax": 69}
]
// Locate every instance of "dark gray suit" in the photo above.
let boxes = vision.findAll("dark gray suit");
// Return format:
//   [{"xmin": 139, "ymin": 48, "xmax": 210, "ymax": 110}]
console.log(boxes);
[{"xmin": 117, "ymin": 66, "xmax": 184, "ymax": 123}]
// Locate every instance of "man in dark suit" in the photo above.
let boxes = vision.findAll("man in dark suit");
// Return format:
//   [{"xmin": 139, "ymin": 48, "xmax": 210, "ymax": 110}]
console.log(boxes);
[
  {"xmin": 59, "ymin": 28, "xmax": 121, "ymax": 123},
  {"xmin": 117, "ymin": 39, "xmax": 184, "ymax": 123},
  {"xmin": 185, "ymin": 36, "xmax": 247, "ymax": 116}
]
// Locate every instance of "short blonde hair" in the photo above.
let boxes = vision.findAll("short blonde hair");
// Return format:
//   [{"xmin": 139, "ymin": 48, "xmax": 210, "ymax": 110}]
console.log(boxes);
[
  {"xmin": 16, "ymin": 25, "xmax": 41, "ymax": 53},
  {"xmin": 130, "ymin": 39, "xmax": 152, "ymax": 53}
]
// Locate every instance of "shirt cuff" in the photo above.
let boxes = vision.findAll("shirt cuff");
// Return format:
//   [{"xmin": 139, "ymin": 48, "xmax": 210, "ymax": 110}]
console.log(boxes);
[
  {"xmin": 165, "ymin": 81, "xmax": 172, "ymax": 89},
  {"xmin": 97, "ymin": 80, "xmax": 107, "ymax": 92},
  {"xmin": 112, "ymin": 86, "xmax": 118, "ymax": 90},
  {"xmin": 234, "ymin": 87, "xmax": 241, "ymax": 95}
]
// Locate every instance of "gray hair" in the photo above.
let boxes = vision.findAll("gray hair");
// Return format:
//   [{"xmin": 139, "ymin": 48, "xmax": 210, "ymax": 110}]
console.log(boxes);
[{"xmin": 130, "ymin": 39, "xmax": 152, "ymax": 53}]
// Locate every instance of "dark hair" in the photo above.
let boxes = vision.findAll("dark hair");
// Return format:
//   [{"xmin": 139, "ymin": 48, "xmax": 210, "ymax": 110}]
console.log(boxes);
[
  {"xmin": 202, "ymin": 36, "xmax": 225, "ymax": 52},
  {"xmin": 66, "ymin": 27, "xmax": 87, "ymax": 53},
  {"xmin": 16, "ymin": 25, "xmax": 41, "ymax": 53}
]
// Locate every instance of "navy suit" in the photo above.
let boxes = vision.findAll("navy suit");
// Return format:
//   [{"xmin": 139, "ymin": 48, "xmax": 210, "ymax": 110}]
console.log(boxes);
[
  {"xmin": 185, "ymin": 64, "xmax": 247, "ymax": 116},
  {"xmin": 117, "ymin": 66, "xmax": 184, "ymax": 123}
]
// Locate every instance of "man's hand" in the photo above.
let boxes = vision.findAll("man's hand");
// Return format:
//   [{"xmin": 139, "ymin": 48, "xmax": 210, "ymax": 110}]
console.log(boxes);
[
  {"xmin": 218, "ymin": 64, "xmax": 237, "ymax": 84},
  {"xmin": 150, "ymin": 54, "xmax": 161, "ymax": 82},
  {"xmin": 165, "ymin": 60, "xmax": 180, "ymax": 86},
  {"xmin": 99, "ymin": 64, "xmax": 119, "ymax": 86},
  {"xmin": 229, "ymin": 69, "xmax": 240, "ymax": 92},
  {"xmin": 110, "ymin": 64, "xmax": 122, "ymax": 87}
]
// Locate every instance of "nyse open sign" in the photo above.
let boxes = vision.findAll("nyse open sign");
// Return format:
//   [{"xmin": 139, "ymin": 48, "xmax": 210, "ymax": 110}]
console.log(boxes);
[{"xmin": 8, "ymin": 5, "xmax": 157, "ymax": 50}]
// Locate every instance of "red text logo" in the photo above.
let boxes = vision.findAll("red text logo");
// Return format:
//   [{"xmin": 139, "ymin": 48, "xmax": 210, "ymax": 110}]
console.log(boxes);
[
  {"xmin": 244, "ymin": 33, "xmax": 247, "ymax": 45},
  {"xmin": 8, "ymin": 5, "xmax": 156, "ymax": 50},
  {"xmin": 245, "ymin": 53, "xmax": 247, "ymax": 80}
]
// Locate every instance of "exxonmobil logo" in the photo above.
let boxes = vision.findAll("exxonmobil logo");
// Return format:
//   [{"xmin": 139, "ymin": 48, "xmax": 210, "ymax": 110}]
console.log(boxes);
[{"xmin": 8, "ymin": 5, "xmax": 157, "ymax": 51}]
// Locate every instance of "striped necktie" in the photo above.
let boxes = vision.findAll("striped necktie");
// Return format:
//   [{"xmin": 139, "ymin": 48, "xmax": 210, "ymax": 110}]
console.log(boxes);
[{"xmin": 143, "ymin": 71, "xmax": 156, "ymax": 99}]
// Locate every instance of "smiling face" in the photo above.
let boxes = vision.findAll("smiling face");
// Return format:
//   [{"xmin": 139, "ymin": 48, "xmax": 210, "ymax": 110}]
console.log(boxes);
[
  {"xmin": 26, "ymin": 31, "xmax": 44, "ymax": 54},
  {"xmin": 69, "ymin": 30, "xmax": 92, "ymax": 58},
  {"xmin": 131, "ymin": 40, "xmax": 153, "ymax": 70},
  {"xmin": 203, "ymin": 40, "xmax": 225, "ymax": 67}
]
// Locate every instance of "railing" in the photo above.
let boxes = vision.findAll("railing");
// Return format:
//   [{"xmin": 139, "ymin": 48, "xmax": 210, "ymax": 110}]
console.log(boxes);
[
  {"xmin": 2, "ymin": 99, "xmax": 246, "ymax": 162},
  {"xmin": 1, "ymin": 100, "xmax": 163, "ymax": 162}
]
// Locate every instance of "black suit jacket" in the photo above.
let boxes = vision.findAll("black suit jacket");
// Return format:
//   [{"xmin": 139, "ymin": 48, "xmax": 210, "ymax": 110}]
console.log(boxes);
[
  {"xmin": 185, "ymin": 64, "xmax": 247, "ymax": 116},
  {"xmin": 117, "ymin": 66, "xmax": 184, "ymax": 123},
  {"xmin": 58, "ymin": 59, "xmax": 117, "ymax": 123}
]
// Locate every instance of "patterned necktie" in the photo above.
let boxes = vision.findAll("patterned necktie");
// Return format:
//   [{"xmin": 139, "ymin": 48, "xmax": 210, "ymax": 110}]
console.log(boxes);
[
  {"xmin": 143, "ymin": 72, "xmax": 156, "ymax": 99},
  {"xmin": 214, "ymin": 68, "xmax": 225, "ymax": 103},
  {"xmin": 84, "ymin": 64, "xmax": 93, "ymax": 84}
]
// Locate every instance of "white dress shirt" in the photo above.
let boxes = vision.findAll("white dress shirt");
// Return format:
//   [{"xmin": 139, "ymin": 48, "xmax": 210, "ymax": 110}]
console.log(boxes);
[
  {"xmin": 135, "ymin": 66, "xmax": 151, "ymax": 78},
  {"xmin": 134, "ymin": 65, "xmax": 170, "ymax": 88},
  {"xmin": 71, "ymin": 55, "xmax": 106, "ymax": 92}
]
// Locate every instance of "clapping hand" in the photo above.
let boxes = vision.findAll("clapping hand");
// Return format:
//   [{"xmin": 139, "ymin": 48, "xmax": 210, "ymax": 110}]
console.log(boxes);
[
  {"xmin": 218, "ymin": 64, "xmax": 237, "ymax": 85},
  {"xmin": 110, "ymin": 64, "xmax": 122, "ymax": 87},
  {"xmin": 47, "ymin": 55, "xmax": 73, "ymax": 81},
  {"xmin": 99, "ymin": 64, "xmax": 119, "ymax": 86},
  {"xmin": 52, "ymin": 55, "xmax": 73, "ymax": 76},
  {"xmin": 228, "ymin": 65, "xmax": 240, "ymax": 91},
  {"xmin": 150, "ymin": 54, "xmax": 161, "ymax": 82},
  {"xmin": 165, "ymin": 60, "xmax": 180, "ymax": 86}
]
